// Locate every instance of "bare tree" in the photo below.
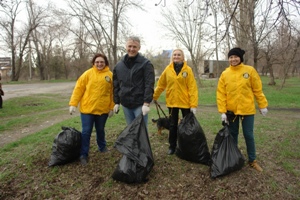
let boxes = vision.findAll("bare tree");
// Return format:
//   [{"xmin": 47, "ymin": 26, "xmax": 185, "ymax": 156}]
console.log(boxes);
[
  {"xmin": 0, "ymin": 0, "xmax": 25, "ymax": 81},
  {"xmin": 275, "ymin": 22, "xmax": 300, "ymax": 88},
  {"xmin": 220, "ymin": 0, "xmax": 300, "ymax": 70},
  {"xmin": 261, "ymin": 39, "xmax": 277, "ymax": 85},
  {"xmin": 208, "ymin": 1, "xmax": 230, "ymax": 78},
  {"xmin": 161, "ymin": 0, "xmax": 211, "ymax": 81},
  {"xmin": 53, "ymin": 22, "xmax": 73, "ymax": 80},
  {"xmin": 27, "ymin": 0, "xmax": 52, "ymax": 80},
  {"xmin": 222, "ymin": 0, "xmax": 268, "ymax": 67},
  {"xmin": 0, "ymin": 0, "xmax": 48, "ymax": 81},
  {"xmin": 0, "ymin": 1, "xmax": 30, "ymax": 81},
  {"xmin": 260, "ymin": 19, "xmax": 300, "ymax": 87},
  {"xmin": 65, "ymin": 0, "xmax": 144, "ymax": 68}
]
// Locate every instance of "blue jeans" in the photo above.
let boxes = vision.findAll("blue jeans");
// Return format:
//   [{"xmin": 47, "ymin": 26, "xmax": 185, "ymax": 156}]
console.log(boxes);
[
  {"xmin": 122, "ymin": 105, "xmax": 148, "ymax": 127},
  {"xmin": 80, "ymin": 113, "xmax": 108, "ymax": 158},
  {"xmin": 228, "ymin": 115, "xmax": 256, "ymax": 162}
]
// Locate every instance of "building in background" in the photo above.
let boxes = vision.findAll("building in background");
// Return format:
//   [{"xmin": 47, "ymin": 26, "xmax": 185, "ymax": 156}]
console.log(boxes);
[
  {"xmin": 0, "ymin": 57, "xmax": 12, "ymax": 82},
  {"xmin": 200, "ymin": 60, "xmax": 228, "ymax": 78}
]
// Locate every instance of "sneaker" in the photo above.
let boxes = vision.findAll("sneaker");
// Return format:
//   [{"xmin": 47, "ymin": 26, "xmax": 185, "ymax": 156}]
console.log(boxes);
[
  {"xmin": 168, "ymin": 149, "xmax": 175, "ymax": 155},
  {"xmin": 80, "ymin": 157, "xmax": 88, "ymax": 166},
  {"xmin": 249, "ymin": 160, "xmax": 263, "ymax": 172}
]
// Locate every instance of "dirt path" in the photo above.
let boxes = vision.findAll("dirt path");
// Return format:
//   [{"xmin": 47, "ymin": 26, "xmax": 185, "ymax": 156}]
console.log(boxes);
[
  {"xmin": 0, "ymin": 82, "xmax": 79, "ymax": 147},
  {"xmin": 2, "ymin": 82, "xmax": 76, "ymax": 100},
  {"xmin": 0, "ymin": 111, "xmax": 79, "ymax": 147},
  {"xmin": 2, "ymin": 82, "xmax": 299, "ymax": 147}
]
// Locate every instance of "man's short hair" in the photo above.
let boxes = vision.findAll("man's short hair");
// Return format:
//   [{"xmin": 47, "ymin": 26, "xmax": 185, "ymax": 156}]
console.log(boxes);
[{"xmin": 127, "ymin": 36, "xmax": 140, "ymax": 44}]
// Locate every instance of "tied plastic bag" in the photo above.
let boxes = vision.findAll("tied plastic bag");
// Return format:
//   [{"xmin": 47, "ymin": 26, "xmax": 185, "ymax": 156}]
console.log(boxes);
[
  {"xmin": 112, "ymin": 114, "xmax": 154, "ymax": 183},
  {"xmin": 210, "ymin": 123, "xmax": 245, "ymax": 178},
  {"xmin": 176, "ymin": 113, "xmax": 211, "ymax": 165},
  {"xmin": 48, "ymin": 126, "xmax": 81, "ymax": 167}
]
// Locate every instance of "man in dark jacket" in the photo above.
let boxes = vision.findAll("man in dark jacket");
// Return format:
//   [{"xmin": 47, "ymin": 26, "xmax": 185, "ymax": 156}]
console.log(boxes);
[{"xmin": 113, "ymin": 36, "xmax": 155, "ymax": 126}]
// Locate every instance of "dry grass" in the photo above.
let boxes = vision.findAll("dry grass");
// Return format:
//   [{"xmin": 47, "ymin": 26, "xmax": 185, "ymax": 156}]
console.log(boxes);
[{"xmin": 0, "ymin": 104, "xmax": 299, "ymax": 199}]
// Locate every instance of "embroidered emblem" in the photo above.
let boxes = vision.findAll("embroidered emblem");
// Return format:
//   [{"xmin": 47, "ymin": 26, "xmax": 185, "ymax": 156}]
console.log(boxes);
[
  {"xmin": 105, "ymin": 76, "xmax": 111, "ymax": 82},
  {"xmin": 243, "ymin": 73, "xmax": 249, "ymax": 79},
  {"xmin": 182, "ymin": 71, "xmax": 188, "ymax": 78}
]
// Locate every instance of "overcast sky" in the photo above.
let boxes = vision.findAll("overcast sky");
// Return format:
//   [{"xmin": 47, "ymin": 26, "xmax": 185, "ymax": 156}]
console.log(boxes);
[
  {"xmin": 49, "ymin": 0, "xmax": 176, "ymax": 54},
  {"xmin": 126, "ymin": 1, "xmax": 175, "ymax": 54},
  {"xmin": 0, "ymin": 0, "xmax": 186, "ymax": 57}
]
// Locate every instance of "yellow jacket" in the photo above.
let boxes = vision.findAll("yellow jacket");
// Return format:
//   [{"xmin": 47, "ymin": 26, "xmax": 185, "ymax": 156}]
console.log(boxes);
[
  {"xmin": 69, "ymin": 66, "xmax": 114, "ymax": 115},
  {"xmin": 217, "ymin": 63, "xmax": 268, "ymax": 115},
  {"xmin": 153, "ymin": 61, "xmax": 198, "ymax": 108}
]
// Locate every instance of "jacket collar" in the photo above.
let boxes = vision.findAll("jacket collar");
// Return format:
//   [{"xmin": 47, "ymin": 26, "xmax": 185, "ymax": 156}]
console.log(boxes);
[{"xmin": 229, "ymin": 63, "xmax": 244, "ymax": 70}]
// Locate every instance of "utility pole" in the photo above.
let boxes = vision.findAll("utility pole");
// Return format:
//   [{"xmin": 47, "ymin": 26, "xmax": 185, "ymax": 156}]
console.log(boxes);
[{"xmin": 28, "ymin": 39, "xmax": 32, "ymax": 80}]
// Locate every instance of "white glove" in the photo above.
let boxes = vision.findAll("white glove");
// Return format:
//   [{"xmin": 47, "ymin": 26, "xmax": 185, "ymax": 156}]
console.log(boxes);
[
  {"xmin": 260, "ymin": 108, "xmax": 268, "ymax": 116},
  {"xmin": 221, "ymin": 113, "xmax": 228, "ymax": 123},
  {"xmin": 190, "ymin": 108, "xmax": 197, "ymax": 114},
  {"xmin": 113, "ymin": 104, "xmax": 120, "ymax": 114},
  {"xmin": 108, "ymin": 110, "xmax": 114, "ymax": 118},
  {"xmin": 142, "ymin": 105, "xmax": 150, "ymax": 116},
  {"xmin": 69, "ymin": 106, "xmax": 76, "ymax": 115}
]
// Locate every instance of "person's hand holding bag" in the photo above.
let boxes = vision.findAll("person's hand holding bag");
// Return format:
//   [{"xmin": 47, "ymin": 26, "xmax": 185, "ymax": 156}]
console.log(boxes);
[
  {"xmin": 190, "ymin": 108, "xmax": 197, "ymax": 115},
  {"xmin": 142, "ymin": 105, "xmax": 150, "ymax": 116},
  {"xmin": 221, "ymin": 113, "xmax": 228, "ymax": 124},
  {"xmin": 114, "ymin": 104, "xmax": 120, "ymax": 114}
]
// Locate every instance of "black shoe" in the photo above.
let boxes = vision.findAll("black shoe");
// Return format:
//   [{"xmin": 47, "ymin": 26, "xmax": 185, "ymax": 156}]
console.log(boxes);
[
  {"xmin": 168, "ymin": 149, "xmax": 175, "ymax": 155},
  {"xmin": 100, "ymin": 146, "xmax": 108, "ymax": 153}
]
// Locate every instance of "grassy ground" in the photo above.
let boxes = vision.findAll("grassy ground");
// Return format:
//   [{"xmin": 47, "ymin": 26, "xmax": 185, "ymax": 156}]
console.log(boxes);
[{"xmin": 0, "ymin": 77, "xmax": 299, "ymax": 199}]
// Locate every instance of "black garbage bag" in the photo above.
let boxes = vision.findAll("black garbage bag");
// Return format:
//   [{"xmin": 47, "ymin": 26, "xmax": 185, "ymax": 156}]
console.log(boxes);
[
  {"xmin": 210, "ymin": 123, "xmax": 245, "ymax": 178},
  {"xmin": 176, "ymin": 113, "xmax": 211, "ymax": 165},
  {"xmin": 48, "ymin": 126, "xmax": 81, "ymax": 167},
  {"xmin": 112, "ymin": 114, "xmax": 154, "ymax": 183}
]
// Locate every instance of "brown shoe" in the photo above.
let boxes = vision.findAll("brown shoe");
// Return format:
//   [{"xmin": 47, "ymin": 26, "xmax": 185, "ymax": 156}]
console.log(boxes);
[{"xmin": 249, "ymin": 160, "xmax": 263, "ymax": 172}]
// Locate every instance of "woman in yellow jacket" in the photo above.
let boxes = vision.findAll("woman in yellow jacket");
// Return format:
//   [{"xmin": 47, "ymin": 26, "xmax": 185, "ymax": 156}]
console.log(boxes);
[
  {"xmin": 153, "ymin": 49, "xmax": 198, "ymax": 155},
  {"xmin": 69, "ymin": 53, "xmax": 114, "ymax": 165},
  {"xmin": 217, "ymin": 47, "xmax": 268, "ymax": 172}
]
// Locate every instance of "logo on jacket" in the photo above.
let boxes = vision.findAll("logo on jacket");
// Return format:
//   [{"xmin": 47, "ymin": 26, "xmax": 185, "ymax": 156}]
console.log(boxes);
[
  {"xmin": 105, "ymin": 76, "xmax": 111, "ymax": 82},
  {"xmin": 182, "ymin": 71, "xmax": 188, "ymax": 78},
  {"xmin": 243, "ymin": 73, "xmax": 249, "ymax": 79}
]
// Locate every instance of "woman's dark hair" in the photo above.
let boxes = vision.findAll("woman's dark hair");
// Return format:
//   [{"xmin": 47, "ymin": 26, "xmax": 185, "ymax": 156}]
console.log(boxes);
[{"xmin": 91, "ymin": 53, "xmax": 109, "ymax": 66}]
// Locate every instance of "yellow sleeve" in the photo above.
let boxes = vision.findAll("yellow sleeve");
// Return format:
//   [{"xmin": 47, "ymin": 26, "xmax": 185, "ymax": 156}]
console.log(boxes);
[
  {"xmin": 187, "ymin": 68, "xmax": 198, "ymax": 107},
  {"xmin": 153, "ymin": 69, "xmax": 167, "ymax": 100},
  {"xmin": 251, "ymin": 69, "xmax": 268, "ymax": 109},
  {"xmin": 109, "ymin": 72, "xmax": 115, "ymax": 110},
  {"xmin": 69, "ymin": 74, "xmax": 87, "ymax": 106},
  {"xmin": 216, "ymin": 73, "xmax": 227, "ymax": 113}
]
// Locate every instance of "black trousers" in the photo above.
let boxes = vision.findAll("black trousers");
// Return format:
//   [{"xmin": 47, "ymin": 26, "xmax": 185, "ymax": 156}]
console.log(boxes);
[
  {"xmin": 168, "ymin": 107, "xmax": 190, "ymax": 150},
  {"xmin": 0, "ymin": 95, "xmax": 2, "ymax": 108}
]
